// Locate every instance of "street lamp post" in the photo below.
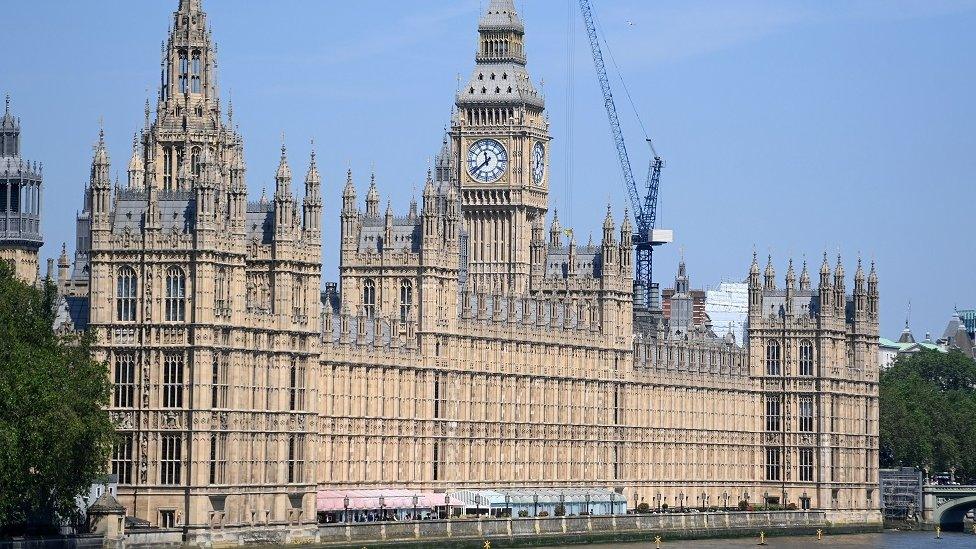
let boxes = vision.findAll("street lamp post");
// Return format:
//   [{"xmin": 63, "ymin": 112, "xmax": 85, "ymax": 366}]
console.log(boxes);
[
  {"xmin": 505, "ymin": 494, "xmax": 510, "ymax": 518},
  {"xmin": 343, "ymin": 496, "xmax": 350, "ymax": 524},
  {"xmin": 559, "ymin": 493, "xmax": 565, "ymax": 516},
  {"xmin": 633, "ymin": 493, "xmax": 638, "ymax": 514},
  {"xmin": 764, "ymin": 491, "xmax": 769, "ymax": 511},
  {"xmin": 679, "ymin": 492, "xmax": 684, "ymax": 512},
  {"xmin": 610, "ymin": 492, "xmax": 616, "ymax": 516},
  {"xmin": 534, "ymin": 494, "xmax": 539, "ymax": 517},
  {"xmin": 445, "ymin": 493, "xmax": 451, "ymax": 520},
  {"xmin": 412, "ymin": 495, "xmax": 418, "ymax": 521},
  {"xmin": 701, "ymin": 492, "xmax": 707, "ymax": 511},
  {"xmin": 379, "ymin": 496, "xmax": 385, "ymax": 521},
  {"xmin": 723, "ymin": 491, "xmax": 729, "ymax": 510},
  {"xmin": 656, "ymin": 493, "xmax": 661, "ymax": 512}
]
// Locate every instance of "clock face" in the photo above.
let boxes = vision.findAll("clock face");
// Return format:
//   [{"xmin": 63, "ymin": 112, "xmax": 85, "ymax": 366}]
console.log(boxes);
[
  {"xmin": 467, "ymin": 139, "xmax": 508, "ymax": 183},
  {"xmin": 531, "ymin": 142, "xmax": 545, "ymax": 185}
]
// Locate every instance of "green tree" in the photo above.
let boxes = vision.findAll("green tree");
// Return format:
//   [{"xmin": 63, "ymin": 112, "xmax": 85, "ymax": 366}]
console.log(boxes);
[
  {"xmin": 0, "ymin": 264, "xmax": 115, "ymax": 535},
  {"xmin": 880, "ymin": 349, "xmax": 976, "ymax": 481}
]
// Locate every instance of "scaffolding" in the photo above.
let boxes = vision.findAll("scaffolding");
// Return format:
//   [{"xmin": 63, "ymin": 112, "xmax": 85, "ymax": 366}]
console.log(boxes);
[{"xmin": 880, "ymin": 467, "xmax": 923, "ymax": 519}]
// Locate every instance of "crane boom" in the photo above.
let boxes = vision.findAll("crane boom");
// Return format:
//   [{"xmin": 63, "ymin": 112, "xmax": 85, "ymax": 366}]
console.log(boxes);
[
  {"xmin": 578, "ymin": 0, "xmax": 666, "ymax": 311},
  {"xmin": 578, "ymin": 0, "xmax": 641, "ymax": 222}
]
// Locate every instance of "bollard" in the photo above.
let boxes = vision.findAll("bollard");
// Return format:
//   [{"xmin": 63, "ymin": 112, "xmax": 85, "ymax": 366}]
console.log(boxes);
[
  {"xmin": 654, "ymin": 535, "xmax": 662, "ymax": 548},
  {"xmin": 758, "ymin": 531, "xmax": 767, "ymax": 545},
  {"xmin": 816, "ymin": 529, "xmax": 823, "ymax": 541}
]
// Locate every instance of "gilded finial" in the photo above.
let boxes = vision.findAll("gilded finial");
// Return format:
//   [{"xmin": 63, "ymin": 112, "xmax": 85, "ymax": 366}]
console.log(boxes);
[{"xmin": 4, "ymin": 93, "xmax": 9, "ymax": 115}]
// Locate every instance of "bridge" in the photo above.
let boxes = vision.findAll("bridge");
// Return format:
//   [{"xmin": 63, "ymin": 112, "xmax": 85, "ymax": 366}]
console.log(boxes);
[{"xmin": 922, "ymin": 484, "xmax": 976, "ymax": 530}]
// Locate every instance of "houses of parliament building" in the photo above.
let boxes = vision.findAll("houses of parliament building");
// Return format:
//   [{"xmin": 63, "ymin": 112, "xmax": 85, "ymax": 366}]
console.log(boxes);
[{"xmin": 5, "ymin": 0, "xmax": 880, "ymax": 543}]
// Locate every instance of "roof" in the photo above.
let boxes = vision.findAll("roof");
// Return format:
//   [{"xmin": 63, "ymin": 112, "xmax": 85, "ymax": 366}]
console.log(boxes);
[
  {"xmin": 317, "ymin": 489, "xmax": 463, "ymax": 512},
  {"xmin": 479, "ymin": 0, "xmax": 524, "ymax": 33},
  {"xmin": 88, "ymin": 491, "xmax": 125, "ymax": 514}
]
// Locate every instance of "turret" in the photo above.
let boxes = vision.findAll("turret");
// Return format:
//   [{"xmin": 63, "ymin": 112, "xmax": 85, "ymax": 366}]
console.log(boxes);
[
  {"xmin": 228, "ymin": 146, "xmax": 247, "ymax": 229},
  {"xmin": 799, "ymin": 259, "xmax": 811, "ymax": 291},
  {"xmin": 445, "ymin": 184, "xmax": 460, "ymax": 243},
  {"xmin": 302, "ymin": 147, "xmax": 322, "ymax": 236},
  {"xmin": 601, "ymin": 205, "xmax": 616, "ymax": 270},
  {"xmin": 341, "ymin": 169, "xmax": 357, "ymax": 252},
  {"xmin": 384, "ymin": 201, "xmax": 393, "ymax": 248},
  {"xmin": 549, "ymin": 210, "xmax": 561, "ymax": 248},
  {"xmin": 567, "ymin": 234, "xmax": 577, "ymax": 277},
  {"xmin": 90, "ymin": 127, "xmax": 112, "ymax": 224},
  {"xmin": 818, "ymin": 252, "xmax": 832, "ymax": 313},
  {"xmin": 867, "ymin": 261, "xmax": 879, "ymax": 320},
  {"xmin": 854, "ymin": 257, "xmax": 867, "ymax": 320},
  {"xmin": 619, "ymin": 210, "xmax": 633, "ymax": 273},
  {"xmin": 785, "ymin": 258, "xmax": 795, "ymax": 315},
  {"xmin": 57, "ymin": 243, "xmax": 70, "ymax": 290},
  {"xmin": 748, "ymin": 251, "xmax": 761, "ymax": 312},
  {"xmin": 530, "ymin": 216, "xmax": 545, "ymax": 281},
  {"xmin": 126, "ymin": 133, "xmax": 144, "ymax": 189},
  {"xmin": 422, "ymin": 170, "xmax": 438, "ymax": 240},
  {"xmin": 194, "ymin": 148, "xmax": 217, "ymax": 230},
  {"xmin": 833, "ymin": 254, "xmax": 846, "ymax": 315},
  {"xmin": 365, "ymin": 174, "xmax": 379, "ymax": 217},
  {"xmin": 273, "ymin": 143, "xmax": 293, "ymax": 238},
  {"xmin": 763, "ymin": 254, "xmax": 775, "ymax": 290}
]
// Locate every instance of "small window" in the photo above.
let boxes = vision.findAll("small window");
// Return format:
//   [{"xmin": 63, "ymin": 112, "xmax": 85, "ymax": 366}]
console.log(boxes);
[
  {"xmin": 288, "ymin": 434, "xmax": 305, "ymax": 483},
  {"xmin": 799, "ymin": 447, "xmax": 815, "ymax": 481},
  {"xmin": 113, "ymin": 353, "xmax": 136, "ymax": 408},
  {"xmin": 165, "ymin": 266, "xmax": 186, "ymax": 322},
  {"xmin": 163, "ymin": 354, "xmax": 184, "ymax": 408},
  {"xmin": 799, "ymin": 396, "xmax": 814, "ymax": 432},
  {"xmin": 799, "ymin": 340, "xmax": 814, "ymax": 376},
  {"xmin": 116, "ymin": 266, "xmax": 138, "ymax": 322},
  {"xmin": 765, "ymin": 395, "xmax": 781, "ymax": 432},
  {"xmin": 112, "ymin": 434, "xmax": 133, "ymax": 484},
  {"xmin": 765, "ymin": 447, "xmax": 781, "ymax": 481},
  {"xmin": 400, "ymin": 279, "xmax": 413, "ymax": 322},
  {"xmin": 160, "ymin": 509, "xmax": 176, "ymax": 528},
  {"xmin": 160, "ymin": 435, "xmax": 183, "ymax": 485},
  {"xmin": 765, "ymin": 340, "xmax": 781, "ymax": 376},
  {"xmin": 362, "ymin": 279, "xmax": 376, "ymax": 318}
]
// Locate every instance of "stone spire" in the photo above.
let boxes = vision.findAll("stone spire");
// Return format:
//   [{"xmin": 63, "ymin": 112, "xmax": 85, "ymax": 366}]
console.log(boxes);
[
  {"xmin": 763, "ymin": 254, "xmax": 775, "ymax": 290},
  {"xmin": 549, "ymin": 210, "xmax": 561, "ymax": 248},
  {"xmin": 342, "ymin": 169, "xmax": 356, "ymax": 213},
  {"xmin": 479, "ymin": 0, "xmax": 524, "ymax": 34},
  {"xmin": 274, "ymin": 142, "xmax": 293, "ymax": 235},
  {"xmin": 799, "ymin": 259, "xmax": 811, "ymax": 291},
  {"xmin": 303, "ymin": 145, "xmax": 322, "ymax": 233},
  {"xmin": 365, "ymin": 173, "xmax": 379, "ymax": 217},
  {"xmin": 127, "ymin": 133, "xmax": 144, "ymax": 189}
]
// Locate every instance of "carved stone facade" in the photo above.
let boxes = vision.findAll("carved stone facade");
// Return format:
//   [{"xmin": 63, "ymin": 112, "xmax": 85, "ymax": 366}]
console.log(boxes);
[
  {"xmin": 62, "ymin": 0, "xmax": 880, "ymax": 539},
  {"xmin": 0, "ymin": 95, "xmax": 43, "ymax": 283}
]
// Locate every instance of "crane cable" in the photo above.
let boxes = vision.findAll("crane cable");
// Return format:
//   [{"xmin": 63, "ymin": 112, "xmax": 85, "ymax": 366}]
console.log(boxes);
[{"xmin": 589, "ymin": 3, "xmax": 656, "ymax": 157}]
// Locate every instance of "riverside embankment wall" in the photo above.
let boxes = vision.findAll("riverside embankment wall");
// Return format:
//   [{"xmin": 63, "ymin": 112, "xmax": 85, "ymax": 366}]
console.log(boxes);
[{"xmin": 313, "ymin": 509, "xmax": 882, "ymax": 548}]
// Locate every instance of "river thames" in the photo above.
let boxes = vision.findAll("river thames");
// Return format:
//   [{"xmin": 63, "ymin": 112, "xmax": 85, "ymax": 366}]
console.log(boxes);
[{"xmin": 541, "ymin": 530, "xmax": 973, "ymax": 548}]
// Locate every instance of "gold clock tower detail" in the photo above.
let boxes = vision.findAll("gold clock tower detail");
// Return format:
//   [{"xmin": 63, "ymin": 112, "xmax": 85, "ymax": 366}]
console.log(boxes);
[{"xmin": 452, "ymin": 0, "xmax": 550, "ymax": 295}]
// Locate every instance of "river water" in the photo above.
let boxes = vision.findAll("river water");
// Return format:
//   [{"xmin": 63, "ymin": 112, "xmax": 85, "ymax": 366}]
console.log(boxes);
[{"xmin": 541, "ymin": 531, "xmax": 974, "ymax": 548}]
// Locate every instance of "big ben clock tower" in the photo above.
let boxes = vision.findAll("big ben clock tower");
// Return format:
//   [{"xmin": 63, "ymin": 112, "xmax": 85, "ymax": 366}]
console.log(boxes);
[{"xmin": 452, "ymin": 0, "xmax": 550, "ymax": 295}]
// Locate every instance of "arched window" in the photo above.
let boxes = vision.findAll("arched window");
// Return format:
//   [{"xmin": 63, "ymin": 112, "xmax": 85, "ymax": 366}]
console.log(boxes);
[
  {"xmin": 214, "ymin": 267, "xmax": 227, "ymax": 313},
  {"xmin": 116, "ymin": 266, "xmax": 137, "ymax": 322},
  {"xmin": 765, "ymin": 340, "xmax": 781, "ymax": 376},
  {"xmin": 190, "ymin": 51, "xmax": 201, "ymax": 93},
  {"xmin": 163, "ymin": 147, "xmax": 173, "ymax": 190},
  {"xmin": 362, "ymin": 279, "xmax": 376, "ymax": 318},
  {"xmin": 399, "ymin": 279, "xmax": 412, "ymax": 322},
  {"xmin": 178, "ymin": 52, "xmax": 189, "ymax": 94},
  {"xmin": 799, "ymin": 340, "xmax": 814, "ymax": 376},
  {"xmin": 165, "ymin": 266, "xmax": 186, "ymax": 322}
]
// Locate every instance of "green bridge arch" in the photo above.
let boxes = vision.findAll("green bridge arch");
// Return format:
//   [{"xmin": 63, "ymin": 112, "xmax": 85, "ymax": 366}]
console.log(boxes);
[{"xmin": 932, "ymin": 494, "xmax": 976, "ymax": 531}]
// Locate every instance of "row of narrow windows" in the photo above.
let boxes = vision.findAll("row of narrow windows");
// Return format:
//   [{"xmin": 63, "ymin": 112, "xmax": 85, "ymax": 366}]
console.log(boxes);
[
  {"xmin": 764, "ymin": 340, "xmax": 814, "ymax": 376},
  {"xmin": 116, "ymin": 266, "xmax": 185, "ymax": 322},
  {"xmin": 764, "ymin": 395, "xmax": 815, "ymax": 433},
  {"xmin": 464, "ymin": 108, "xmax": 515, "ymax": 126},
  {"xmin": 362, "ymin": 279, "xmax": 413, "ymax": 322}
]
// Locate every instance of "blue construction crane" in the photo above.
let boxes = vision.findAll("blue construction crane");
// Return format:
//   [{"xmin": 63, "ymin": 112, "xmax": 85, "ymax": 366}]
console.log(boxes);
[{"xmin": 578, "ymin": 0, "xmax": 671, "ymax": 311}]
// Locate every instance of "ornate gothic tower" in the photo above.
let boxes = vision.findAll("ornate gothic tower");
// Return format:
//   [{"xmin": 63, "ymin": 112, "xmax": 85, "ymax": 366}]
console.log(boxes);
[
  {"xmin": 0, "ymin": 95, "xmax": 43, "ymax": 283},
  {"xmin": 452, "ymin": 0, "xmax": 550, "ymax": 294}
]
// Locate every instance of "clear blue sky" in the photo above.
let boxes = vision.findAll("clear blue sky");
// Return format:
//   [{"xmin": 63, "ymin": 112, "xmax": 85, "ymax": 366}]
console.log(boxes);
[{"xmin": 4, "ymin": 0, "xmax": 975, "ymax": 339}]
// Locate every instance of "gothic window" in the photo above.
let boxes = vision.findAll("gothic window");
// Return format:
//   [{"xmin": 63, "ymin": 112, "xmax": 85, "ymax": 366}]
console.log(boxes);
[
  {"xmin": 765, "ymin": 340, "xmax": 781, "ymax": 376},
  {"xmin": 765, "ymin": 447, "xmax": 781, "ymax": 481},
  {"xmin": 209, "ymin": 433, "xmax": 227, "ymax": 484},
  {"xmin": 362, "ymin": 279, "xmax": 376, "ymax": 318},
  {"xmin": 799, "ymin": 396, "xmax": 814, "ymax": 432},
  {"xmin": 113, "ymin": 352, "xmax": 136, "ymax": 408},
  {"xmin": 799, "ymin": 448, "xmax": 815, "ymax": 481},
  {"xmin": 292, "ymin": 276, "xmax": 306, "ymax": 319},
  {"xmin": 289, "ymin": 358, "xmax": 305, "ymax": 411},
  {"xmin": 165, "ymin": 266, "xmax": 186, "ymax": 322},
  {"xmin": 111, "ymin": 434, "xmax": 133, "ymax": 485},
  {"xmin": 178, "ymin": 52, "xmax": 189, "ymax": 94},
  {"xmin": 160, "ymin": 434, "xmax": 183, "ymax": 484},
  {"xmin": 211, "ymin": 353, "xmax": 227, "ymax": 408},
  {"xmin": 162, "ymin": 353, "xmax": 184, "ymax": 408},
  {"xmin": 116, "ymin": 266, "xmax": 138, "ymax": 322},
  {"xmin": 399, "ymin": 279, "xmax": 413, "ymax": 322},
  {"xmin": 765, "ymin": 395, "xmax": 781, "ymax": 432},
  {"xmin": 190, "ymin": 51, "xmax": 201, "ymax": 94},
  {"xmin": 214, "ymin": 267, "xmax": 227, "ymax": 313},
  {"xmin": 799, "ymin": 340, "xmax": 814, "ymax": 376},
  {"xmin": 288, "ymin": 434, "xmax": 305, "ymax": 483},
  {"xmin": 163, "ymin": 147, "xmax": 173, "ymax": 190}
]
